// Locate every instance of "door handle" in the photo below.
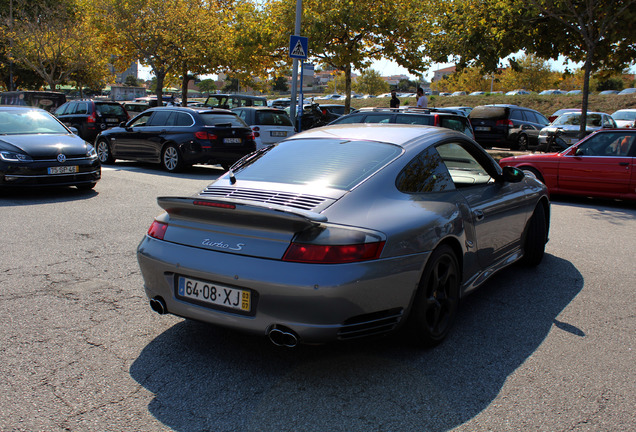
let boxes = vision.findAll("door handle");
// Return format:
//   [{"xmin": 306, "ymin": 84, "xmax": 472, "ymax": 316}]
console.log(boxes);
[{"xmin": 473, "ymin": 210, "xmax": 485, "ymax": 221}]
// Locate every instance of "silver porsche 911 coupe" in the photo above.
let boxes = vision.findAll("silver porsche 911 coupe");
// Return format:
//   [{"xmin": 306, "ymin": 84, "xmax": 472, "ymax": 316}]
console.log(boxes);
[{"xmin": 137, "ymin": 124, "xmax": 550, "ymax": 347}]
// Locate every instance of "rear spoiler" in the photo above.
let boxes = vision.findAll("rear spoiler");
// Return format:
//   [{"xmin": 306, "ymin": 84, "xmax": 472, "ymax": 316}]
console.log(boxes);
[{"xmin": 157, "ymin": 196, "xmax": 327, "ymax": 231}]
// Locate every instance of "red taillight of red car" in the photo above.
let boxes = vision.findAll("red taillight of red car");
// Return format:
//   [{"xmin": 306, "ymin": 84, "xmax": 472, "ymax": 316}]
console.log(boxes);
[
  {"xmin": 251, "ymin": 126, "xmax": 260, "ymax": 137},
  {"xmin": 282, "ymin": 241, "xmax": 385, "ymax": 264},
  {"xmin": 147, "ymin": 221, "xmax": 168, "ymax": 240},
  {"xmin": 194, "ymin": 131, "xmax": 218, "ymax": 140},
  {"xmin": 495, "ymin": 119, "xmax": 514, "ymax": 127}
]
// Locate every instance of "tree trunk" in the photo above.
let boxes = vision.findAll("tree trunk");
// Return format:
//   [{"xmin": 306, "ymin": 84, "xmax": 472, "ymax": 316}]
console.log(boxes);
[
  {"xmin": 155, "ymin": 71, "xmax": 165, "ymax": 107},
  {"xmin": 580, "ymin": 50, "xmax": 594, "ymax": 139},
  {"xmin": 344, "ymin": 65, "xmax": 352, "ymax": 114},
  {"xmin": 181, "ymin": 62, "xmax": 189, "ymax": 106}
]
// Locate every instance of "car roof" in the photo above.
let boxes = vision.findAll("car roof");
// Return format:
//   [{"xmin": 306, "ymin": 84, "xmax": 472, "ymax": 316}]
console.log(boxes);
[
  {"xmin": 231, "ymin": 106, "xmax": 286, "ymax": 111},
  {"xmin": 148, "ymin": 106, "xmax": 235, "ymax": 114},
  {"xmin": 285, "ymin": 123, "xmax": 464, "ymax": 148}
]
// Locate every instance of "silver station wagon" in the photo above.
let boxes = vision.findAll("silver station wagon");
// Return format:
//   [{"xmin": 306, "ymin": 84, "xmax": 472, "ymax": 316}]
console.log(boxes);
[{"xmin": 137, "ymin": 124, "xmax": 550, "ymax": 347}]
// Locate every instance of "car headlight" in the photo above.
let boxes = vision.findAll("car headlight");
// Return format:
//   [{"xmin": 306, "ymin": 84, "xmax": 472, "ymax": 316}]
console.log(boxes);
[
  {"xmin": 86, "ymin": 144, "xmax": 97, "ymax": 158},
  {"xmin": 0, "ymin": 151, "xmax": 33, "ymax": 163}
]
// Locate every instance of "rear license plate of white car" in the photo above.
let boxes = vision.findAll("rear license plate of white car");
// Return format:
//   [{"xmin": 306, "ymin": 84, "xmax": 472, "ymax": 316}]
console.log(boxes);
[
  {"xmin": 223, "ymin": 138, "xmax": 242, "ymax": 144},
  {"xmin": 270, "ymin": 131, "xmax": 287, "ymax": 137},
  {"xmin": 48, "ymin": 165, "xmax": 78, "ymax": 174},
  {"xmin": 474, "ymin": 126, "xmax": 490, "ymax": 131},
  {"xmin": 176, "ymin": 276, "xmax": 251, "ymax": 312}
]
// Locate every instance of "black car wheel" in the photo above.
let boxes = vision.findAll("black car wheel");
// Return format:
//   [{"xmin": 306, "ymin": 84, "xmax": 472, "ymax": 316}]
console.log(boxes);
[
  {"xmin": 518, "ymin": 134, "xmax": 529, "ymax": 151},
  {"xmin": 407, "ymin": 245, "xmax": 460, "ymax": 347},
  {"xmin": 161, "ymin": 144, "xmax": 183, "ymax": 172},
  {"xmin": 520, "ymin": 203, "xmax": 547, "ymax": 267},
  {"xmin": 96, "ymin": 139, "xmax": 115, "ymax": 164}
]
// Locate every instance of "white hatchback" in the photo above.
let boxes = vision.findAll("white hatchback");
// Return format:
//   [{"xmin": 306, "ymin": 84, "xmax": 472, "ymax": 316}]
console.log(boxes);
[{"xmin": 232, "ymin": 107, "xmax": 296, "ymax": 150}]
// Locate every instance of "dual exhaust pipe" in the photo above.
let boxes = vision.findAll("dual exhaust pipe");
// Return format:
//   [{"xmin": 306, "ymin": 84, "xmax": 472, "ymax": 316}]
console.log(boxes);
[{"xmin": 149, "ymin": 297, "xmax": 299, "ymax": 347}]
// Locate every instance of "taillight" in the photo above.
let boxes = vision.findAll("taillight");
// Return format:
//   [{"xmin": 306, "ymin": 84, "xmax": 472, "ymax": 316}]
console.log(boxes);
[
  {"xmin": 246, "ymin": 132, "xmax": 256, "ymax": 141},
  {"xmin": 495, "ymin": 119, "xmax": 514, "ymax": 127},
  {"xmin": 195, "ymin": 131, "xmax": 218, "ymax": 140},
  {"xmin": 433, "ymin": 114, "xmax": 440, "ymax": 126},
  {"xmin": 251, "ymin": 126, "xmax": 260, "ymax": 137},
  {"xmin": 147, "ymin": 221, "xmax": 168, "ymax": 240},
  {"xmin": 282, "ymin": 241, "xmax": 385, "ymax": 264},
  {"xmin": 87, "ymin": 113, "xmax": 96, "ymax": 123}
]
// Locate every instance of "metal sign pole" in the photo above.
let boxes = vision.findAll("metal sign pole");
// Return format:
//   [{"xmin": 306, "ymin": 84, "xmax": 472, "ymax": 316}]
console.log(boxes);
[{"xmin": 298, "ymin": 60, "xmax": 304, "ymax": 132}]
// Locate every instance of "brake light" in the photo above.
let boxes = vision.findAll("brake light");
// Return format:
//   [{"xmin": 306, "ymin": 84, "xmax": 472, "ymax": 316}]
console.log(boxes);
[
  {"xmin": 147, "ymin": 221, "xmax": 168, "ymax": 240},
  {"xmin": 433, "ymin": 114, "xmax": 440, "ymax": 126},
  {"xmin": 87, "ymin": 113, "xmax": 96, "ymax": 123},
  {"xmin": 195, "ymin": 131, "xmax": 218, "ymax": 140},
  {"xmin": 246, "ymin": 132, "xmax": 256, "ymax": 141},
  {"xmin": 193, "ymin": 200, "xmax": 235, "ymax": 209},
  {"xmin": 282, "ymin": 241, "xmax": 385, "ymax": 263},
  {"xmin": 496, "ymin": 119, "xmax": 514, "ymax": 127},
  {"xmin": 251, "ymin": 126, "xmax": 260, "ymax": 137}
]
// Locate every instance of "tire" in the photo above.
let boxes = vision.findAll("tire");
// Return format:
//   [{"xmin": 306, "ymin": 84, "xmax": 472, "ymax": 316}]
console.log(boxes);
[
  {"xmin": 520, "ymin": 203, "xmax": 547, "ymax": 267},
  {"xmin": 96, "ymin": 139, "xmax": 115, "ymax": 164},
  {"xmin": 161, "ymin": 144, "xmax": 183, "ymax": 172},
  {"xmin": 518, "ymin": 134, "xmax": 529, "ymax": 151},
  {"xmin": 406, "ymin": 245, "xmax": 460, "ymax": 347}
]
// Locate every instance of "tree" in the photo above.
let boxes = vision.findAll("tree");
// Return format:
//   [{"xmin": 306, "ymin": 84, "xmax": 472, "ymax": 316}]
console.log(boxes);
[
  {"xmin": 497, "ymin": 54, "xmax": 554, "ymax": 92},
  {"xmin": 197, "ymin": 78, "xmax": 217, "ymax": 95},
  {"xmin": 270, "ymin": 0, "xmax": 430, "ymax": 113},
  {"xmin": 124, "ymin": 75, "xmax": 139, "ymax": 87},
  {"xmin": 271, "ymin": 76, "xmax": 289, "ymax": 93},
  {"xmin": 7, "ymin": 0, "xmax": 109, "ymax": 90},
  {"xmin": 353, "ymin": 69, "xmax": 390, "ymax": 96}
]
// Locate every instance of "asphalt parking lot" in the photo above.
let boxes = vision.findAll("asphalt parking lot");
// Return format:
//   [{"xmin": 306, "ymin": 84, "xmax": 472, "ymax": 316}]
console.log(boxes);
[{"xmin": 0, "ymin": 164, "xmax": 634, "ymax": 431}]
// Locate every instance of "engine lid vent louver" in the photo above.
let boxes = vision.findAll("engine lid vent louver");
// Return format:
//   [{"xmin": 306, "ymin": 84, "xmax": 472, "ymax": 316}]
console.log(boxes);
[{"xmin": 200, "ymin": 186, "xmax": 329, "ymax": 212}]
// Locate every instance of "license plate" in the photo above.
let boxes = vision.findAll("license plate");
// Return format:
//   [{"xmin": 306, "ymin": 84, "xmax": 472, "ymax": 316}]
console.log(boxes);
[
  {"xmin": 475, "ymin": 126, "xmax": 490, "ymax": 131},
  {"xmin": 177, "ymin": 276, "xmax": 251, "ymax": 312},
  {"xmin": 106, "ymin": 118, "xmax": 118, "ymax": 123},
  {"xmin": 223, "ymin": 138, "xmax": 242, "ymax": 144},
  {"xmin": 48, "ymin": 165, "xmax": 78, "ymax": 174},
  {"xmin": 270, "ymin": 131, "xmax": 287, "ymax": 137}
]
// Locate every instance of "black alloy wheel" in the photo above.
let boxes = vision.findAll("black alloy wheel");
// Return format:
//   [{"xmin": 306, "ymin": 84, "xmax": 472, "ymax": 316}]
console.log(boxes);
[{"xmin": 407, "ymin": 245, "xmax": 460, "ymax": 347}]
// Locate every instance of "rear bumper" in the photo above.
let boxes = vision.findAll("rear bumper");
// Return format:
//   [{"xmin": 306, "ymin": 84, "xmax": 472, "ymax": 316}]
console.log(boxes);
[{"xmin": 137, "ymin": 235, "xmax": 427, "ymax": 343}]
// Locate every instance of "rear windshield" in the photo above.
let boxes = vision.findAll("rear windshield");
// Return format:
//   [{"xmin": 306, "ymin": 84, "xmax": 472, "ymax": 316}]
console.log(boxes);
[
  {"xmin": 553, "ymin": 113, "xmax": 602, "ymax": 127},
  {"xmin": 255, "ymin": 110, "xmax": 293, "ymax": 126},
  {"xmin": 233, "ymin": 138, "xmax": 402, "ymax": 190},
  {"xmin": 200, "ymin": 113, "xmax": 247, "ymax": 127},
  {"xmin": 469, "ymin": 106, "xmax": 508, "ymax": 120},
  {"xmin": 96, "ymin": 103, "xmax": 127, "ymax": 116}
]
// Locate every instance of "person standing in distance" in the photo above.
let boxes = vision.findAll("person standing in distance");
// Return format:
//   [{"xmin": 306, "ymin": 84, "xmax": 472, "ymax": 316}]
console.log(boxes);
[
  {"xmin": 390, "ymin": 90, "xmax": 400, "ymax": 108},
  {"xmin": 416, "ymin": 87, "xmax": 428, "ymax": 108}
]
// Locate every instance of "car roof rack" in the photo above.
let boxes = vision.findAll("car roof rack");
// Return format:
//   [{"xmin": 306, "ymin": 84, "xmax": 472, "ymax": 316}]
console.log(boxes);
[{"xmin": 355, "ymin": 107, "xmax": 461, "ymax": 115}]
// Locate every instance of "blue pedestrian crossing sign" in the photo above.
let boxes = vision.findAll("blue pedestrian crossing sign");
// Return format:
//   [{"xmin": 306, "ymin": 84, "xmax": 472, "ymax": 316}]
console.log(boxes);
[{"xmin": 289, "ymin": 35, "xmax": 309, "ymax": 60}]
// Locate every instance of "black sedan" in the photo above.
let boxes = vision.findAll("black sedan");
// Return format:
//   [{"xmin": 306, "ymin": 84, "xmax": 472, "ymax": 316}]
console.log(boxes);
[
  {"xmin": 95, "ymin": 107, "xmax": 256, "ymax": 171},
  {"xmin": 0, "ymin": 106, "xmax": 100, "ymax": 190}
]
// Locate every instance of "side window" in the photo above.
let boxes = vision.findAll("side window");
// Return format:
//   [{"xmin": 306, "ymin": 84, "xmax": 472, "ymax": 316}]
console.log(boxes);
[
  {"xmin": 167, "ymin": 112, "xmax": 193, "ymax": 126},
  {"xmin": 130, "ymin": 112, "xmax": 153, "ymax": 127},
  {"xmin": 396, "ymin": 146, "xmax": 455, "ymax": 193},
  {"xmin": 536, "ymin": 113, "xmax": 550, "ymax": 126},
  {"xmin": 364, "ymin": 114, "xmax": 393, "ymax": 124},
  {"xmin": 436, "ymin": 142, "xmax": 493, "ymax": 187},
  {"xmin": 509, "ymin": 110, "xmax": 523, "ymax": 121},
  {"xmin": 578, "ymin": 132, "xmax": 635, "ymax": 156},
  {"xmin": 148, "ymin": 110, "xmax": 173, "ymax": 126},
  {"xmin": 54, "ymin": 103, "xmax": 69, "ymax": 116},
  {"xmin": 335, "ymin": 114, "xmax": 364, "ymax": 124},
  {"xmin": 75, "ymin": 102, "xmax": 89, "ymax": 115},
  {"xmin": 439, "ymin": 117, "xmax": 466, "ymax": 133},
  {"xmin": 602, "ymin": 115, "xmax": 615, "ymax": 128},
  {"xmin": 396, "ymin": 114, "xmax": 431, "ymax": 125},
  {"xmin": 235, "ymin": 109, "xmax": 247, "ymax": 121},
  {"xmin": 523, "ymin": 111, "xmax": 538, "ymax": 123}
]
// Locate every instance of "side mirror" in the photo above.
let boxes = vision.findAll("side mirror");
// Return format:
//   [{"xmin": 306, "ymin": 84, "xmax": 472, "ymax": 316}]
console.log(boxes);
[
  {"xmin": 575, "ymin": 147, "xmax": 585, "ymax": 156},
  {"xmin": 119, "ymin": 121, "xmax": 126, "ymax": 128},
  {"xmin": 501, "ymin": 166, "xmax": 524, "ymax": 183},
  {"xmin": 69, "ymin": 126, "xmax": 79, "ymax": 135}
]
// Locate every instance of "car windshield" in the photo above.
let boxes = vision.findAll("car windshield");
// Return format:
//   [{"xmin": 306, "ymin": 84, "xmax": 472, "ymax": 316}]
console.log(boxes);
[
  {"xmin": 612, "ymin": 111, "xmax": 636, "ymax": 121},
  {"xmin": 199, "ymin": 113, "xmax": 246, "ymax": 127},
  {"xmin": 255, "ymin": 110, "xmax": 293, "ymax": 126},
  {"xmin": 232, "ymin": 138, "xmax": 402, "ymax": 190},
  {"xmin": 0, "ymin": 110, "xmax": 69, "ymax": 135},
  {"xmin": 553, "ymin": 113, "xmax": 603, "ymax": 127},
  {"xmin": 96, "ymin": 103, "xmax": 127, "ymax": 116}
]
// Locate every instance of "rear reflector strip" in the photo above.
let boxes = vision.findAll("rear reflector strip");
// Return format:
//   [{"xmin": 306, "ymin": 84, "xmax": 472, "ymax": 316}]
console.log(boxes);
[{"xmin": 193, "ymin": 200, "xmax": 236, "ymax": 209}]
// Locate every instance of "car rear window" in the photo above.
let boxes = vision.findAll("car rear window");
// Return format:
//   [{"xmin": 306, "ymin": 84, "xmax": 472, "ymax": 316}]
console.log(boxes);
[
  {"xmin": 395, "ymin": 114, "xmax": 433, "ymax": 125},
  {"xmin": 199, "ymin": 113, "xmax": 247, "ymax": 127},
  {"xmin": 469, "ymin": 106, "xmax": 508, "ymax": 120},
  {"xmin": 233, "ymin": 138, "xmax": 402, "ymax": 190},
  {"xmin": 97, "ymin": 103, "xmax": 126, "ymax": 116},
  {"xmin": 255, "ymin": 110, "xmax": 293, "ymax": 126}
]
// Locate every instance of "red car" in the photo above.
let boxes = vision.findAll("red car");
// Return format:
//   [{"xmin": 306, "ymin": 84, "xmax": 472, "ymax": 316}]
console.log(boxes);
[{"xmin": 499, "ymin": 129, "xmax": 636, "ymax": 201}]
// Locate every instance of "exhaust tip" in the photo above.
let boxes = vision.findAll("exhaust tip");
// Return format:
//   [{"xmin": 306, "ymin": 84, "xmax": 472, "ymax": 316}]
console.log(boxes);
[
  {"xmin": 149, "ymin": 297, "xmax": 167, "ymax": 315},
  {"xmin": 268, "ymin": 326, "xmax": 299, "ymax": 348}
]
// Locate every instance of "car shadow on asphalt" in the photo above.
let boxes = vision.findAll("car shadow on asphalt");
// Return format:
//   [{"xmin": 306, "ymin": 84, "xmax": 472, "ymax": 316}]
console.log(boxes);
[
  {"xmin": 0, "ymin": 186, "xmax": 98, "ymax": 206},
  {"xmin": 130, "ymin": 254, "xmax": 583, "ymax": 432}
]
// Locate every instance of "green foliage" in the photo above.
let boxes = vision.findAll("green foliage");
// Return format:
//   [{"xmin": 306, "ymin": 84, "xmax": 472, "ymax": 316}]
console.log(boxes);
[
  {"xmin": 197, "ymin": 79, "xmax": 216, "ymax": 94},
  {"xmin": 271, "ymin": 76, "xmax": 288, "ymax": 93},
  {"xmin": 353, "ymin": 69, "xmax": 390, "ymax": 96},
  {"xmin": 124, "ymin": 75, "xmax": 139, "ymax": 87},
  {"xmin": 596, "ymin": 77, "xmax": 624, "ymax": 92}
]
